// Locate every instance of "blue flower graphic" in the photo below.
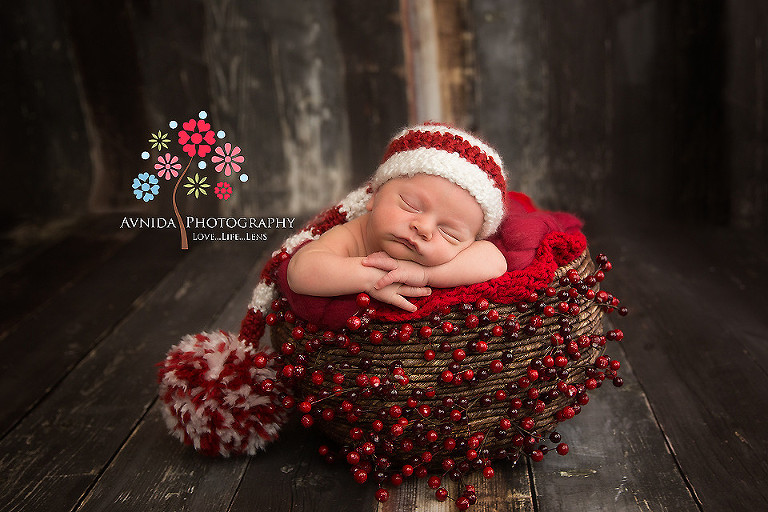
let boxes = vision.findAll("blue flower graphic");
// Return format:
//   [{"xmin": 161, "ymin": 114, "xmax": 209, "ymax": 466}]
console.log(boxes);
[{"xmin": 132, "ymin": 172, "xmax": 160, "ymax": 202}]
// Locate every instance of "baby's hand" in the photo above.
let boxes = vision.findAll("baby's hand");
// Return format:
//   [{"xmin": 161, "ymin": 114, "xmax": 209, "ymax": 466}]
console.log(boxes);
[
  {"xmin": 362, "ymin": 252, "xmax": 429, "ymax": 289},
  {"xmin": 368, "ymin": 282, "xmax": 431, "ymax": 312}
]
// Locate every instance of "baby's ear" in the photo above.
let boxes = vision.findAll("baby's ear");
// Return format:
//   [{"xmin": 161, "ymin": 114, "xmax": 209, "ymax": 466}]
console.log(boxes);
[{"xmin": 365, "ymin": 193, "xmax": 375, "ymax": 211}]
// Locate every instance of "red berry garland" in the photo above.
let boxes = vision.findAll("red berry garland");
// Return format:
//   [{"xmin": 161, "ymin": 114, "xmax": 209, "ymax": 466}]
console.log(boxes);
[{"xmin": 268, "ymin": 254, "xmax": 626, "ymax": 509}]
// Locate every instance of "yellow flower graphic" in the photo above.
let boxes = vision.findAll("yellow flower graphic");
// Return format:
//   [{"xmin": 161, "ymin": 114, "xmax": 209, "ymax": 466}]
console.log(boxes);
[
  {"xmin": 183, "ymin": 173, "xmax": 211, "ymax": 198},
  {"xmin": 149, "ymin": 130, "xmax": 170, "ymax": 150}
]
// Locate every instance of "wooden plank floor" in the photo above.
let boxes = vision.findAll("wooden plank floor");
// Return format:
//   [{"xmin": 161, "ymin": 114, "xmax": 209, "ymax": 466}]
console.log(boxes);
[{"xmin": 1, "ymin": 211, "xmax": 766, "ymax": 511}]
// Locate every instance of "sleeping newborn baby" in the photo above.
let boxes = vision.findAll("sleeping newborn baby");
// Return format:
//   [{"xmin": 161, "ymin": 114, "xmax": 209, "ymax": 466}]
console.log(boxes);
[{"xmin": 287, "ymin": 123, "xmax": 509, "ymax": 312}]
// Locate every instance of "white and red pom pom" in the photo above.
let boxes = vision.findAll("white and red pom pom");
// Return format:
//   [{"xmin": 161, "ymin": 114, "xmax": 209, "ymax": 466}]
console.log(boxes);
[{"xmin": 158, "ymin": 330, "xmax": 291, "ymax": 456}]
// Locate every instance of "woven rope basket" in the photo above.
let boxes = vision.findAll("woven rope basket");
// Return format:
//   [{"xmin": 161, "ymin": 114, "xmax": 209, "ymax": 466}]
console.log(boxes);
[{"xmin": 270, "ymin": 248, "xmax": 610, "ymax": 471}]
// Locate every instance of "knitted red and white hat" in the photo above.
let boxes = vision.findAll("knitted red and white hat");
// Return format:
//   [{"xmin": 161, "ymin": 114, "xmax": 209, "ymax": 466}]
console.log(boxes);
[{"xmin": 371, "ymin": 123, "xmax": 507, "ymax": 239}]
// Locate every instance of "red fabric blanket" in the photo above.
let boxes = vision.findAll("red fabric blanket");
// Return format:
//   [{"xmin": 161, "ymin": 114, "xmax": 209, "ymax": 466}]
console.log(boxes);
[{"xmin": 275, "ymin": 191, "xmax": 586, "ymax": 329}]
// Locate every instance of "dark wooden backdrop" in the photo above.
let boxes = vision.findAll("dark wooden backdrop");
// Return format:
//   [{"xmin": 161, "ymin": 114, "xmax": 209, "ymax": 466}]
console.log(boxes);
[{"xmin": 3, "ymin": 0, "xmax": 767, "ymax": 231}]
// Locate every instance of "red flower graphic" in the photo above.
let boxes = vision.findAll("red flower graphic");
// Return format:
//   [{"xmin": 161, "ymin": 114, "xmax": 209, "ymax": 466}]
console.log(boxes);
[
  {"xmin": 215, "ymin": 181, "xmax": 233, "ymax": 200},
  {"xmin": 178, "ymin": 119, "xmax": 216, "ymax": 157}
]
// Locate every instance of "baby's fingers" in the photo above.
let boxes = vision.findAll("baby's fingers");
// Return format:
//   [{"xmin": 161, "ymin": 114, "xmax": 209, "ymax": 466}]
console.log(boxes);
[
  {"xmin": 375, "ymin": 271, "xmax": 399, "ymax": 290},
  {"xmin": 399, "ymin": 285, "xmax": 432, "ymax": 298},
  {"xmin": 361, "ymin": 251, "xmax": 398, "ymax": 271},
  {"xmin": 390, "ymin": 296, "xmax": 418, "ymax": 312}
]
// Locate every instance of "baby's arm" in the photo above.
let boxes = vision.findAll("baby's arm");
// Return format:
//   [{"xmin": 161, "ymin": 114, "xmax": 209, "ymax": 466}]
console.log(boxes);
[
  {"xmin": 286, "ymin": 224, "xmax": 431, "ymax": 311},
  {"xmin": 364, "ymin": 240, "xmax": 507, "ymax": 289}
]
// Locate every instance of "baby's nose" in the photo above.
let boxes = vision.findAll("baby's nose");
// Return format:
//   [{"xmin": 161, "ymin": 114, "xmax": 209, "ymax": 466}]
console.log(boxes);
[{"xmin": 411, "ymin": 218, "xmax": 433, "ymax": 240}]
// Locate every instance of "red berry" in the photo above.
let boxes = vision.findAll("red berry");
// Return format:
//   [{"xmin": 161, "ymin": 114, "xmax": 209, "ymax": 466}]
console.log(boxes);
[
  {"xmin": 520, "ymin": 417, "xmax": 535, "ymax": 430},
  {"xmin": 254, "ymin": 353, "xmax": 268, "ymax": 368},
  {"xmin": 346, "ymin": 451, "xmax": 360, "ymax": 465},
  {"xmin": 353, "ymin": 469, "xmax": 367, "ymax": 484},
  {"xmin": 375, "ymin": 488, "xmax": 389, "ymax": 502},
  {"xmin": 441, "ymin": 370, "xmax": 454, "ymax": 383},
  {"xmin": 346, "ymin": 316, "xmax": 362, "ymax": 330},
  {"xmin": 300, "ymin": 414, "xmax": 314, "ymax": 428},
  {"xmin": 441, "ymin": 321, "xmax": 454, "ymax": 333},
  {"xmin": 356, "ymin": 293, "xmax": 371, "ymax": 308},
  {"xmin": 557, "ymin": 443, "xmax": 569, "ymax": 455},
  {"xmin": 465, "ymin": 314, "xmax": 479, "ymax": 329},
  {"xmin": 290, "ymin": 327, "xmax": 304, "ymax": 340},
  {"xmin": 456, "ymin": 496, "xmax": 471, "ymax": 510},
  {"xmin": 483, "ymin": 466, "xmax": 495, "ymax": 479},
  {"xmin": 419, "ymin": 326, "xmax": 433, "ymax": 338},
  {"xmin": 428, "ymin": 476, "xmax": 442, "ymax": 489},
  {"xmin": 531, "ymin": 450, "xmax": 544, "ymax": 462},
  {"xmin": 424, "ymin": 349, "xmax": 436, "ymax": 361},
  {"xmin": 452, "ymin": 349, "xmax": 466, "ymax": 362},
  {"xmin": 369, "ymin": 330, "xmax": 383, "ymax": 344},
  {"xmin": 490, "ymin": 360, "xmax": 503, "ymax": 373},
  {"xmin": 435, "ymin": 488, "xmax": 449, "ymax": 501}
]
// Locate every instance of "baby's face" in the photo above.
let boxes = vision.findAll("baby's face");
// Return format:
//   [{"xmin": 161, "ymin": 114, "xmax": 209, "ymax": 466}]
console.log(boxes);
[{"xmin": 366, "ymin": 174, "xmax": 484, "ymax": 266}]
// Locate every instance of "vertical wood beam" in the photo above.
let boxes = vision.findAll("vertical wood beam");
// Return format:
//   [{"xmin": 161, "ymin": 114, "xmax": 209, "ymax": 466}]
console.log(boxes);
[{"xmin": 401, "ymin": 0, "xmax": 443, "ymax": 123}]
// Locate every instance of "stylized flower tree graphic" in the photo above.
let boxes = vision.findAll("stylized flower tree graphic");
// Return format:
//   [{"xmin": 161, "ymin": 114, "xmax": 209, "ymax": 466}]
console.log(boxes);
[{"xmin": 134, "ymin": 110, "xmax": 247, "ymax": 250}]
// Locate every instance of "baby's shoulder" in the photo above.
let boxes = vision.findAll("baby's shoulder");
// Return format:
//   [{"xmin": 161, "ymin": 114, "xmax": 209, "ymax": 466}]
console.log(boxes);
[{"xmin": 314, "ymin": 215, "xmax": 368, "ymax": 257}]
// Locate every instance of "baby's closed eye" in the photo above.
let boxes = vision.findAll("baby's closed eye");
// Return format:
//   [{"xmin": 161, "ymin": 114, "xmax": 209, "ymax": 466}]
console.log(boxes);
[
  {"xmin": 439, "ymin": 227, "xmax": 461, "ymax": 243},
  {"xmin": 399, "ymin": 195, "xmax": 421, "ymax": 212}
]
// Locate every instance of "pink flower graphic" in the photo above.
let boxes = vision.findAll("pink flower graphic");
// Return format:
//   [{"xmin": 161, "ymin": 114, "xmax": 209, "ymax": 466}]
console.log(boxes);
[
  {"xmin": 215, "ymin": 181, "xmax": 233, "ymax": 200},
  {"xmin": 211, "ymin": 143, "xmax": 244, "ymax": 176},
  {"xmin": 155, "ymin": 153, "xmax": 182, "ymax": 180},
  {"xmin": 178, "ymin": 119, "xmax": 216, "ymax": 157}
]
